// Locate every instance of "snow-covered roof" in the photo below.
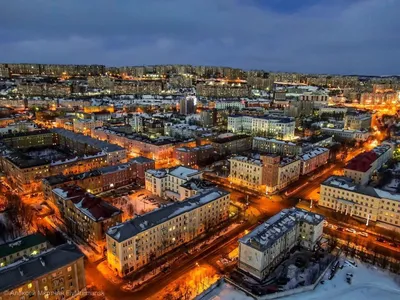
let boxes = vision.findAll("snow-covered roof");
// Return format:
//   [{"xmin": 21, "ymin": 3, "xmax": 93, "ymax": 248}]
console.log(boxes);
[
  {"xmin": 107, "ymin": 188, "xmax": 229, "ymax": 242},
  {"xmin": 239, "ymin": 207, "xmax": 324, "ymax": 251},
  {"xmin": 299, "ymin": 147, "xmax": 329, "ymax": 161}
]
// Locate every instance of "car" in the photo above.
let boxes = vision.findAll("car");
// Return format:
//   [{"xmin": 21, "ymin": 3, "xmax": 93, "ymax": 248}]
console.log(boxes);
[
  {"xmin": 323, "ymin": 221, "xmax": 328, "ymax": 227},
  {"xmin": 345, "ymin": 228, "xmax": 357, "ymax": 234},
  {"xmin": 330, "ymin": 225, "xmax": 338, "ymax": 230},
  {"xmin": 337, "ymin": 227, "xmax": 344, "ymax": 232},
  {"xmin": 358, "ymin": 232, "xmax": 368, "ymax": 237},
  {"xmin": 389, "ymin": 243, "xmax": 399, "ymax": 248},
  {"xmin": 376, "ymin": 237, "xmax": 386, "ymax": 243}
]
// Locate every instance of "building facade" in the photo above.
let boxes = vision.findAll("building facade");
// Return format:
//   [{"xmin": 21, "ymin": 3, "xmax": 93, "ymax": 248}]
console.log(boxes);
[
  {"xmin": 238, "ymin": 208, "xmax": 324, "ymax": 280},
  {"xmin": 299, "ymin": 147, "xmax": 330, "ymax": 175},
  {"xmin": 106, "ymin": 188, "xmax": 230, "ymax": 277}
]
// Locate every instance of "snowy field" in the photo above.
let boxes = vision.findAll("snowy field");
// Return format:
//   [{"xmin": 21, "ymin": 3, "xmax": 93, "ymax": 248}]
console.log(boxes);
[{"xmin": 204, "ymin": 258, "xmax": 400, "ymax": 300}]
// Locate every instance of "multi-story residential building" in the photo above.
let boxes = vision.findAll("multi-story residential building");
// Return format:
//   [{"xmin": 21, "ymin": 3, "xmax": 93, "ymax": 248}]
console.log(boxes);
[
  {"xmin": 200, "ymin": 109, "xmax": 217, "ymax": 128},
  {"xmin": 262, "ymin": 155, "xmax": 301, "ymax": 193},
  {"xmin": 299, "ymin": 147, "xmax": 330, "ymax": 175},
  {"xmin": 252, "ymin": 137, "xmax": 303, "ymax": 156},
  {"xmin": 228, "ymin": 115, "xmax": 295, "ymax": 140},
  {"xmin": 238, "ymin": 207, "xmax": 324, "ymax": 280},
  {"xmin": 52, "ymin": 128, "xmax": 127, "ymax": 165},
  {"xmin": 344, "ymin": 144, "xmax": 393, "ymax": 185},
  {"xmin": 196, "ymin": 83, "xmax": 250, "ymax": 98},
  {"xmin": 0, "ymin": 243, "xmax": 86, "ymax": 300},
  {"xmin": 73, "ymin": 118, "xmax": 103, "ymax": 135},
  {"xmin": 344, "ymin": 112, "xmax": 372, "ymax": 130},
  {"xmin": 215, "ymin": 100, "xmax": 245, "ymax": 110},
  {"xmin": 174, "ymin": 144, "xmax": 214, "ymax": 167},
  {"xmin": 299, "ymin": 91, "xmax": 328, "ymax": 107},
  {"xmin": 179, "ymin": 96, "xmax": 196, "ymax": 115},
  {"xmin": 0, "ymin": 233, "xmax": 48, "ymax": 268},
  {"xmin": 91, "ymin": 127, "xmax": 195, "ymax": 161},
  {"xmin": 360, "ymin": 92, "xmax": 398, "ymax": 105},
  {"xmin": 319, "ymin": 176, "xmax": 400, "ymax": 229},
  {"xmin": 229, "ymin": 156, "xmax": 266, "ymax": 191},
  {"xmin": 284, "ymin": 99, "xmax": 314, "ymax": 118},
  {"xmin": 145, "ymin": 166, "xmax": 202, "ymax": 200},
  {"xmin": 0, "ymin": 130, "xmax": 55, "ymax": 149},
  {"xmin": 42, "ymin": 157, "xmax": 153, "ymax": 201},
  {"xmin": 52, "ymin": 186, "xmax": 122, "ymax": 252},
  {"xmin": 321, "ymin": 128, "xmax": 371, "ymax": 142},
  {"xmin": 106, "ymin": 188, "xmax": 230, "ymax": 277},
  {"xmin": 210, "ymin": 134, "xmax": 252, "ymax": 156},
  {"xmin": 164, "ymin": 123, "xmax": 211, "ymax": 140}
]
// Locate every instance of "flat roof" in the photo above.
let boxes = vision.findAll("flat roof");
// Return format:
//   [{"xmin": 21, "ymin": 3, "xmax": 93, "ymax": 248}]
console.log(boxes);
[
  {"xmin": 239, "ymin": 207, "xmax": 324, "ymax": 251},
  {"xmin": 107, "ymin": 188, "xmax": 229, "ymax": 242}
]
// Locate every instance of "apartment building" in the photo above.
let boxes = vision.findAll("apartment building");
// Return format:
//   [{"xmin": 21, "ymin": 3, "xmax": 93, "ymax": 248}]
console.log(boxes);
[
  {"xmin": 0, "ymin": 243, "xmax": 86, "ymax": 300},
  {"xmin": 238, "ymin": 208, "xmax": 324, "ymax": 280},
  {"xmin": 299, "ymin": 91, "xmax": 328, "ymax": 107},
  {"xmin": 299, "ymin": 147, "xmax": 329, "ymax": 175},
  {"xmin": 164, "ymin": 123, "xmax": 211, "ymax": 139},
  {"xmin": 73, "ymin": 118, "xmax": 103, "ymax": 135},
  {"xmin": 215, "ymin": 100, "xmax": 245, "ymax": 110},
  {"xmin": 145, "ymin": 166, "xmax": 202, "ymax": 200},
  {"xmin": 263, "ymin": 155, "xmax": 301, "ymax": 193},
  {"xmin": 229, "ymin": 156, "xmax": 266, "ymax": 191},
  {"xmin": 344, "ymin": 112, "xmax": 372, "ymax": 130},
  {"xmin": 106, "ymin": 188, "xmax": 230, "ymax": 277},
  {"xmin": 228, "ymin": 115, "xmax": 295, "ymax": 140},
  {"xmin": 0, "ymin": 233, "xmax": 48, "ymax": 268},
  {"xmin": 321, "ymin": 128, "xmax": 371, "ymax": 142},
  {"xmin": 210, "ymin": 134, "xmax": 252, "ymax": 156},
  {"xmin": 0, "ymin": 130, "xmax": 55, "ymax": 149},
  {"xmin": 252, "ymin": 137, "xmax": 303, "ymax": 156},
  {"xmin": 52, "ymin": 186, "xmax": 122, "ymax": 252},
  {"xmin": 174, "ymin": 144, "xmax": 214, "ymax": 167},
  {"xmin": 344, "ymin": 144, "xmax": 393, "ymax": 185},
  {"xmin": 319, "ymin": 176, "xmax": 400, "ymax": 229}
]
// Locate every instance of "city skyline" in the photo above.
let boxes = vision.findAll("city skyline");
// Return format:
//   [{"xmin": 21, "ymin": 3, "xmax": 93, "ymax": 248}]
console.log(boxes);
[{"xmin": 1, "ymin": 0, "xmax": 399, "ymax": 75}]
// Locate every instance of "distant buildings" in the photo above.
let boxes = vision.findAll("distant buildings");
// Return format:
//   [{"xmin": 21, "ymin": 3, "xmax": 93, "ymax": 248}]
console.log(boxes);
[
  {"xmin": 320, "ymin": 128, "xmax": 370, "ymax": 142},
  {"xmin": 106, "ymin": 188, "xmax": 230, "ymax": 277},
  {"xmin": 252, "ymin": 137, "xmax": 302, "ymax": 156},
  {"xmin": 344, "ymin": 144, "xmax": 392, "ymax": 185},
  {"xmin": 179, "ymin": 96, "xmax": 196, "ymax": 115},
  {"xmin": 238, "ymin": 207, "xmax": 324, "ymax": 280},
  {"xmin": 0, "ymin": 243, "xmax": 86, "ymax": 300}
]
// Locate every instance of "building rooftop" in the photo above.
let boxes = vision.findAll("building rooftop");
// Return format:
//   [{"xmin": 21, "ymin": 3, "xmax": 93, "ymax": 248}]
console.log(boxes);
[
  {"xmin": 322, "ymin": 176, "xmax": 400, "ymax": 202},
  {"xmin": 299, "ymin": 147, "xmax": 329, "ymax": 161},
  {"xmin": 107, "ymin": 188, "xmax": 229, "ymax": 242},
  {"xmin": 0, "ymin": 233, "xmax": 47, "ymax": 259},
  {"xmin": 52, "ymin": 186, "xmax": 121, "ymax": 221},
  {"xmin": 169, "ymin": 166, "xmax": 202, "ymax": 180},
  {"xmin": 345, "ymin": 145, "xmax": 391, "ymax": 172},
  {"xmin": 180, "ymin": 178, "xmax": 216, "ymax": 191},
  {"xmin": 0, "ymin": 243, "xmax": 83, "ymax": 293},
  {"xmin": 0, "ymin": 129, "xmax": 52, "ymax": 139},
  {"xmin": 51, "ymin": 128, "xmax": 125, "ymax": 153},
  {"xmin": 211, "ymin": 134, "xmax": 251, "ymax": 144},
  {"xmin": 130, "ymin": 156, "xmax": 154, "ymax": 164},
  {"xmin": 239, "ymin": 207, "xmax": 324, "ymax": 251},
  {"xmin": 230, "ymin": 156, "xmax": 262, "ymax": 166}
]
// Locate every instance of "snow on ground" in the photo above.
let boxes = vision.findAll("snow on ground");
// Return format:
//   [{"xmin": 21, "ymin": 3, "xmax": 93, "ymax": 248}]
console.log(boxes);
[
  {"xmin": 206, "ymin": 258, "xmax": 400, "ymax": 300},
  {"xmin": 286, "ymin": 258, "xmax": 400, "ymax": 300}
]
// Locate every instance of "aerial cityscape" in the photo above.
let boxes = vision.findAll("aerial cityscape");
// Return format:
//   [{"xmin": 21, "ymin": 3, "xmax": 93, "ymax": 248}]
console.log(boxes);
[{"xmin": 1, "ymin": 1, "xmax": 400, "ymax": 300}]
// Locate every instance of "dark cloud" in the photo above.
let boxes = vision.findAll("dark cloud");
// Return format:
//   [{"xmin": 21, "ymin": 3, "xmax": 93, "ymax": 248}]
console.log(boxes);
[{"xmin": 0, "ymin": 0, "xmax": 399, "ymax": 75}]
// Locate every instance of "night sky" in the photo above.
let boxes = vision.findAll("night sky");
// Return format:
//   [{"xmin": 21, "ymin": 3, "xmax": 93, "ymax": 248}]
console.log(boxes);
[{"xmin": 1, "ymin": 0, "xmax": 399, "ymax": 75}]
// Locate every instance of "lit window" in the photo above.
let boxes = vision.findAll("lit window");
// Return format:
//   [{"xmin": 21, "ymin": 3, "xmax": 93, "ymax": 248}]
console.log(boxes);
[{"xmin": 67, "ymin": 266, "xmax": 72, "ymax": 272}]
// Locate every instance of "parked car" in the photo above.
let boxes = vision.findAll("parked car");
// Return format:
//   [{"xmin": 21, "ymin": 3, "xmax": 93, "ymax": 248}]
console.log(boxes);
[
  {"xmin": 376, "ymin": 237, "xmax": 386, "ymax": 243},
  {"xmin": 358, "ymin": 232, "xmax": 368, "ymax": 237},
  {"xmin": 345, "ymin": 228, "xmax": 357, "ymax": 234},
  {"xmin": 389, "ymin": 243, "xmax": 399, "ymax": 248},
  {"xmin": 337, "ymin": 227, "xmax": 344, "ymax": 232}
]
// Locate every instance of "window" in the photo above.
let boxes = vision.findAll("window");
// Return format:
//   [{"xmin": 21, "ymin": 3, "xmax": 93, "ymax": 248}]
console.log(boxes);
[{"xmin": 67, "ymin": 266, "xmax": 72, "ymax": 272}]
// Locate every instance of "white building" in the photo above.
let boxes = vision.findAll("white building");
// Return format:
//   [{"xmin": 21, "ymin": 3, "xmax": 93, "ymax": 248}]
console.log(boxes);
[
  {"xmin": 320, "ymin": 176, "xmax": 400, "ymax": 230},
  {"xmin": 106, "ymin": 188, "xmax": 230, "ymax": 277},
  {"xmin": 215, "ymin": 100, "xmax": 245, "ymax": 110},
  {"xmin": 252, "ymin": 137, "xmax": 302, "ymax": 156},
  {"xmin": 145, "ymin": 166, "xmax": 203, "ymax": 200},
  {"xmin": 344, "ymin": 144, "xmax": 393, "ymax": 185},
  {"xmin": 164, "ymin": 123, "xmax": 211, "ymax": 139},
  {"xmin": 238, "ymin": 207, "xmax": 324, "ymax": 280},
  {"xmin": 321, "ymin": 128, "xmax": 370, "ymax": 142},
  {"xmin": 344, "ymin": 112, "xmax": 372, "ymax": 131},
  {"xmin": 228, "ymin": 115, "xmax": 295, "ymax": 140},
  {"xmin": 299, "ymin": 147, "xmax": 330, "ymax": 175},
  {"xmin": 73, "ymin": 118, "xmax": 103, "ymax": 135},
  {"xmin": 229, "ymin": 156, "xmax": 265, "ymax": 191}
]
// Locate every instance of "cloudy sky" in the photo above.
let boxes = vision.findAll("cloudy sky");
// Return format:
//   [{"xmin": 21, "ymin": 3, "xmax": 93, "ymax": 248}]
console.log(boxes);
[{"xmin": 1, "ymin": 0, "xmax": 399, "ymax": 75}]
